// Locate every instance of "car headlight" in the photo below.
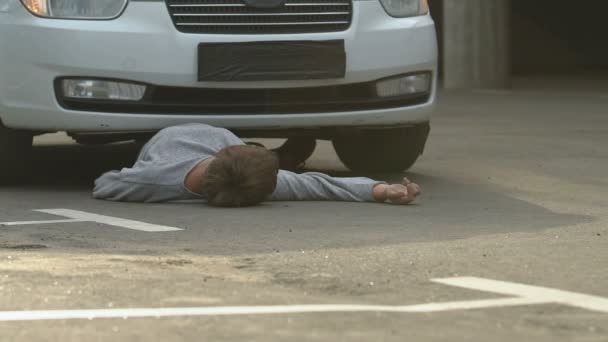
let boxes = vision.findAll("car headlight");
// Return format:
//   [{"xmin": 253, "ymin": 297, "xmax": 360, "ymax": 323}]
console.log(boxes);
[
  {"xmin": 379, "ymin": 0, "xmax": 429, "ymax": 18},
  {"xmin": 20, "ymin": 0, "xmax": 128, "ymax": 19}
]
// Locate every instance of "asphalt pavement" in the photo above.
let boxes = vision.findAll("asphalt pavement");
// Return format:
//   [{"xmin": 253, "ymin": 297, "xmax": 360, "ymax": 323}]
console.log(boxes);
[{"xmin": 1, "ymin": 80, "xmax": 607, "ymax": 341}]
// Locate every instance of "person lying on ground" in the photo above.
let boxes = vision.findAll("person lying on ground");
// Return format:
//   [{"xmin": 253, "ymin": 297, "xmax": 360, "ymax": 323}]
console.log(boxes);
[{"xmin": 93, "ymin": 123, "xmax": 421, "ymax": 207}]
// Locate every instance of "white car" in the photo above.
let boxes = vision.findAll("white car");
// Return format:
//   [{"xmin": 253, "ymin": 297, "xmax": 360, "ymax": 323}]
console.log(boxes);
[{"xmin": 0, "ymin": 0, "xmax": 437, "ymax": 179}]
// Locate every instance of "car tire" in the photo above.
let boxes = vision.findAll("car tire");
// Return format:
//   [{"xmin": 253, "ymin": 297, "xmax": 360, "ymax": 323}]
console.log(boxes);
[
  {"xmin": 273, "ymin": 137, "xmax": 317, "ymax": 171},
  {"xmin": 332, "ymin": 123, "xmax": 430, "ymax": 173},
  {"xmin": 0, "ymin": 124, "xmax": 33, "ymax": 184}
]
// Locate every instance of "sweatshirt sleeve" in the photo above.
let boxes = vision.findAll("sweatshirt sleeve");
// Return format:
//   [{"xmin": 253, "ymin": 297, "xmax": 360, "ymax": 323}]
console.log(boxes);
[
  {"xmin": 93, "ymin": 170, "xmax": 188, "ymax": 203},
  {"xmin": 269, "ymin": 170, "xmax": 382, "ymax": 202}
]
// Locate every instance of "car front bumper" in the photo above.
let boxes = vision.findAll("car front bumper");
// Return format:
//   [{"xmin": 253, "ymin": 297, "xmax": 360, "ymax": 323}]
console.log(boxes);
[{"xmin": 0, "ymin": 0, "xmax": 437, "ymax": 133}]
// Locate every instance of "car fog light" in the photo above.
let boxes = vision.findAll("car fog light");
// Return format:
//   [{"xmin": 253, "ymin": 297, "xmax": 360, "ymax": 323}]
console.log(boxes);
[
  {"xmin": 62, "ymin": 79, "xmax": 146, "ymax": 101},
  {"xmin": 376, "ymin": 73, "xmax": 431, "ymax": 98}
]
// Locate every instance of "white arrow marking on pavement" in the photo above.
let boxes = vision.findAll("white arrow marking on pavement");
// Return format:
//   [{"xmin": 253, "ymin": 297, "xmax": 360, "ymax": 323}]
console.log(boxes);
[
  {"xmin": 432, "ymin": 277, "xmax": 608, "ymax": 314},
  {"xmin": 0, "ymin": 209, "xmax": 183, "ymax": 232},
  {"xmin": 0, "ymin": 277, "xmax": 605, "ymax": 321}
]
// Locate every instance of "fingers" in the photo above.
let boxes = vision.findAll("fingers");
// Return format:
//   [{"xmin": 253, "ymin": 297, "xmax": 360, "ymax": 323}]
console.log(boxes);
[
  {"xmin": 386, "ymin": 184, "xmax": 415, "ymax": 205},
  {"xmin": 380, "ymin": 181, "xmax": 422, "ymax": 205},
  {"xmin": 402, "ymin": 178, "xmax": 422, "ymax": 195},
  {"xmin": 386, "ymin": 185, "xmax": 408, "ymax": 200},
  {"xmin": 406, "ymin": 183, "xmax": 421, "ymax": 197},
  {"xmin": 394, "ymin": 183, "xmax": 421, "ymax": 205}
]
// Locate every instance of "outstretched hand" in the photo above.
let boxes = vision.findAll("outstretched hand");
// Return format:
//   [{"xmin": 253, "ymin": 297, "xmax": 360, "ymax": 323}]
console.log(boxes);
[{"xmin": 373, "ymin": 178, "xmax": 422, "ymax": 205}]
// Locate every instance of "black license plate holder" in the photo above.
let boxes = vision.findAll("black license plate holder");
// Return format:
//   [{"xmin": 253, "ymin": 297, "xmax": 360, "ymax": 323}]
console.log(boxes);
[{"xmin": 198, "ymin": 40, "xmax": 346, "ymax": 82}]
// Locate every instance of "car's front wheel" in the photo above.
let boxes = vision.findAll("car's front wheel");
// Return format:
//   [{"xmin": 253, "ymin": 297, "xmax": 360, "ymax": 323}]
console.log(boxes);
[
  {"xmin": 332, "ymin": 123, "xmax": 430, "ymax": 173},
  {"xmin": 0, "ymin": 124, "xmax": 33, "ymax": 184}
]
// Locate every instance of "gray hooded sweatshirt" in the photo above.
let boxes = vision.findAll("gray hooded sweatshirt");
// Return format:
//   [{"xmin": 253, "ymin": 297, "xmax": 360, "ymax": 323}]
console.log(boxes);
[{"xmin": 93, "ymin": 124, "xmax": 380, "ymax": 203}]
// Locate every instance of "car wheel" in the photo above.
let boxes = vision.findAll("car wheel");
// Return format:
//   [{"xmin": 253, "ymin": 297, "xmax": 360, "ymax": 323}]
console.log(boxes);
[
  {"xmin": 0, "ymin": 124, "xmax": 33, "ymax": 184},
  {"xmin": 332, "ymin": 123, "xmax": 430, "ymax": 173},
  {"xmin": 273, "ymin": 137, "xmax": 317, "ymax": 171}
]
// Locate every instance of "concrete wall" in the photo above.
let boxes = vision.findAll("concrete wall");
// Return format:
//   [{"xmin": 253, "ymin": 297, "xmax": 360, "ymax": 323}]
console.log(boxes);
[
  {"xmin": 442, "ymin": 0, "xmax": 511, "ymax": 89},
  {"xmin": 435, "ymin": 0, "xmax": 608, "ymax": 88}
]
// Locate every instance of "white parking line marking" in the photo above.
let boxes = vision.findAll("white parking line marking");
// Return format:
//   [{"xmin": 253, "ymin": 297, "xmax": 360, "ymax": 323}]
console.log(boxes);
[
  {"xmin": 0, "ymin": 277, "xmax": 606, "ymax": 322},
  {"xmin": 0, "ymin": 219, "xmax": 86, "ymax": 226},
  {"xmin": 0, "ymin": 209, "xmax": 183, "ymax": 232},
  {"xmin": 0, "ymin": 299, "xmax": 548, "ymax": 322},
  {"xmin": 433, "ymin": 277, "xmax": 608, "ymax": 313}
]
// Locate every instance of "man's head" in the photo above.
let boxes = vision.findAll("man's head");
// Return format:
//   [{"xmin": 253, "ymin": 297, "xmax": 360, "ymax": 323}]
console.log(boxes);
[{"xmin": 201, "ymin": 145, "xmax": 279, "ymax": 207}]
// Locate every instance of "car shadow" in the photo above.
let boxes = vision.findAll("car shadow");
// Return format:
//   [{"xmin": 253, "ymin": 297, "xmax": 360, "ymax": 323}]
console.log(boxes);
[{"xmin": 0, "ymin": 141, "xmax": 594, "ymax": 256}]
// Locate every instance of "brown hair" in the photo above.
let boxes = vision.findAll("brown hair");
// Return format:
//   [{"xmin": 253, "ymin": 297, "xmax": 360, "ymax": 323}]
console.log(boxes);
[{"xmin": 201, "ymin": 145, "xmax": 279, "ymax": 207}]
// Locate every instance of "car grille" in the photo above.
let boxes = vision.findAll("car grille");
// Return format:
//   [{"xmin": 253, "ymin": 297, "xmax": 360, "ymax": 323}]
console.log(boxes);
[{"xmin": 165, "ymin": 0, "xmax": 353, "ymax": 34}]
